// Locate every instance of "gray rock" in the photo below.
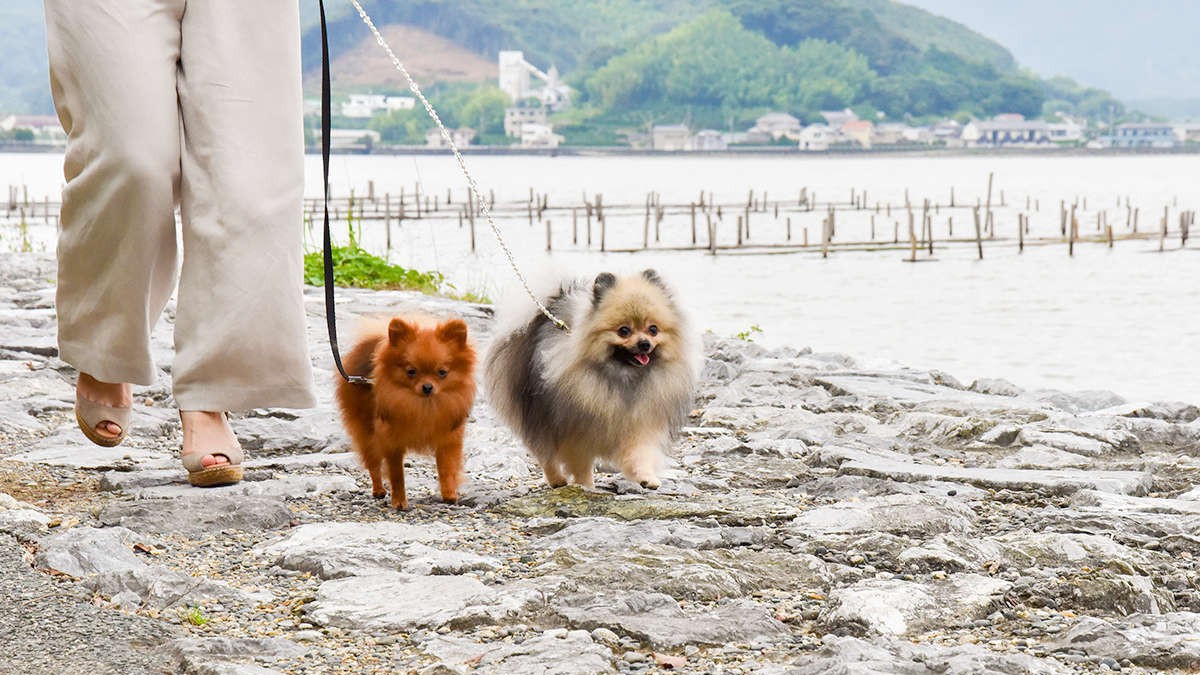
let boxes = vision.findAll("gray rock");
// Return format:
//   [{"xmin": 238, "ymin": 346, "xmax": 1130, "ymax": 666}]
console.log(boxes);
[
  {"xmin": 553, "ymin": 591, "xmax": 789, "ymax": 649},
  {"xmin": 532, "ymin": 517, "xmax": 767, "ymax": 551},
  {"xmin": 160, "ymin": 637, "xmax": 305, "ymax": 675},
  {"xmin": 792, "ymin": 635, "xmax": 1069, "ymax": 674},
  {"xmin": 1047, "ymin": 613, "xmax": 1200, "ymax": 669},
  {"xmin": 969, "ymin": 378, "xmax": 1024, "ymax": 397},
  {"xmin": 6, "ymin": 428, "xmax": 173, "ymax": 469},
  {"xmin": 36, "ymin": 526, "xmax": 152, "ymax": 577},
  {"xmin": 256, "ymin": 522, "xmax": 483, "ymax": 578},
  {"xmin": 535, "ymin": 547, "xmax": 832, "ymax": 602},
  {"xmin": 423, "ymin": 631, "xmax": 614, "ymax": 674},
  {"xmin": 1034, "ymin": 389, "xmax": 1127, "ymax": 414},
  {"xmin": 98, "ymin": 495, "xmax": 293, "ymax": 536},
  {"xmin": 134, "ymin": 473, "xmax": 356, "ymax": 499},
  {"xmin": 791, "ymin": 493, "xmax": 975, "ymax": 538},
  {"xmin": 823, "ymin": 574, "xmax": 1011, "ymax": 636},
  {"xmin": 84, "ymin": 566, "xmax": 270, "ymax": 609},
  {"xmin": 817, "ymin": 446, "xmax": 1153, "ymax": 495},
  {"xmin": 306, "ymin": 572, "xmax": 537, "ymax": 631}
]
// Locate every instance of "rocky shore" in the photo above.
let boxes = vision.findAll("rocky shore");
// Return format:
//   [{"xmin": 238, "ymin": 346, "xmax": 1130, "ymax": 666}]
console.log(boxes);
[{"xmin": 1, "ymin": 251, "xmax": 1198, "ymax": 674}]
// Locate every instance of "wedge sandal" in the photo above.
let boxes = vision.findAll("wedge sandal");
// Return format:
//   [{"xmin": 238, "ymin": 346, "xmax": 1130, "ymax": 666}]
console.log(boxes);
[
  {"xmin": 75, "ymin": 396, "xmax": 131, "ymax": 448},
  {"xmin": 183, "ymin": 445, "xmax": 244, "ymax": 487}
]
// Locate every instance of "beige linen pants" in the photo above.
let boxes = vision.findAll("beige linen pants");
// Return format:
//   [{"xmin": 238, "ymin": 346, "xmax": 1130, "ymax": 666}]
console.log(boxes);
[{"xmin": 45, "ymin": 0, "xmax": 316, "ymax": 411}]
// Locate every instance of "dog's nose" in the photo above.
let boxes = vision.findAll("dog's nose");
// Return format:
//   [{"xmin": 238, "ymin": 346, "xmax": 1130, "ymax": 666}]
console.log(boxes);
[
  {"xmin": 637, "ymin": 339, "xmax": 652, "ymax": 353},
  {"xmin": 421, "ymin": 383, "xmax": 434, "ymax": 395}
]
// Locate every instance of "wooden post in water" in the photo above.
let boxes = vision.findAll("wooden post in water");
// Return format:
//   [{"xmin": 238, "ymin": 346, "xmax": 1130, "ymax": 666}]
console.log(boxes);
[
  {"xmin": 1018, "ymin": 214, "xmax": 1024, "ymax": 253},
  {"xmin": 736, "ymin": 215, "xmax": 743, "ymax": 247},
  {"xmin": 690, "ymin": 203, "xmax": 697, "ymax": 244},
  {"xmin": 972, "ymin": 206, "xmax": 983, "ymax": 260},
  {"xmin": 1160, "ymin": 206, "xmax": 1168, "ymax": 252},
  {"xmin": 1133, "ymin": 208, "xmax": 1139, "ymax": 233},
  {"xmin": 1106, "ymin": 223, "xmax": 1114, "ymax": 248},
  {"xmin": 572, "ymin": 208, "xmax": 578, "ymax": 245},
  {"xmin": 707, "ymin": 212, "xmax": 717, "ymax": 255},
  {"xmin": 600, "ymin": 215, "xmax": 607, "ymax": 252},
  {"xmin": 786, "ymin": 217, "xmax": 792, "ymax": 241},
  {"xmin": 1069, "ymin": 204, "xmax": 1077, "ymax": 256},
  {"xmin": 870, "ymin": 214, "xmax": 876, "ymax": 240},
  {"xmin": 469, "ymin": 208, "xmax": 476, "ymax": 252},
  {"xmin": 546, "ymin": 220, "xmax": 552, "ymax": 251}
]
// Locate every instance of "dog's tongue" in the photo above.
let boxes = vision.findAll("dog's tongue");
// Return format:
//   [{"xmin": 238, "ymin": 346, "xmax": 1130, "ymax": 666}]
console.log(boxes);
[{"xmin": 635, "ymin": 353, "xmax": 650, "ymax": 366}]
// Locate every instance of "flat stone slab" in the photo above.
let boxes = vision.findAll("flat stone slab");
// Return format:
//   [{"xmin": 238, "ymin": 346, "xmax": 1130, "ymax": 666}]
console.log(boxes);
[
  {"xmin": 423, "ymin": 631, "xmax": 614, "ymax": 675},
  {"xmin": 255, "ymin": 522, "xmax": 497, "ymax": 578},
  {"xmin": 553, "ymin": 590, "xmax": 790, "ymax": 649},
  {"xmin": 792, "ymin": 635, "xmax": 1070, "ymax": 674},
  {"xmin": 790, "ymin": 493, "xmax": 976, "ymax": 537},
  {"xmin": 36, "ymin": 526, "xmax": 153, "ymax": 577},
  {"xmin": 532, "ymin": 517, "xmax": 768, "ymax": 551},
  {"xmin": 817, "ymin": 446, "xmax": 1153, "ymax": 495},
  {"xmin": 823, "ymin": 574, "xmax": 1011, "ymax": 637},
  {"xmin": 306, "ymin": 572, "xmax": 530, "ymax": 631},
  {"xmin": 99, "ymin": 496, "xmax": 294, "ymax": 536},
  {"xmin": 133, "ymin": 474, "xmax": 357, "ymax": 500},
  {"xmin": 1048, "ymin": 613, "xmax": 1200, "ymax": 670}
]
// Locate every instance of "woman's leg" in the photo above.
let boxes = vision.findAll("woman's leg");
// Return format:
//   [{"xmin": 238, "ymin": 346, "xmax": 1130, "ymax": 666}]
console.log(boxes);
[
  {"xmin": 45, "ymin": 0, "xmax": 185, "ymax": 439},
  {"xmin": 172, "ymin": 0, "xmax": 316, "ymax": 413}
]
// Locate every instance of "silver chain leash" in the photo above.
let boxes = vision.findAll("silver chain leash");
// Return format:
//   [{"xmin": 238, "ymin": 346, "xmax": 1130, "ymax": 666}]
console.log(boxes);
[{"xmin": 346, "ymin": 0, "xmax": 570, "ymax": 331}]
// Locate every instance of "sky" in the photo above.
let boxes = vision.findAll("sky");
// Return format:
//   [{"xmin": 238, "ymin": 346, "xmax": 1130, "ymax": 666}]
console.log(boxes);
[{"xmin": 901, "ymin": 0, "xmax": 1200, "ymax": 102}]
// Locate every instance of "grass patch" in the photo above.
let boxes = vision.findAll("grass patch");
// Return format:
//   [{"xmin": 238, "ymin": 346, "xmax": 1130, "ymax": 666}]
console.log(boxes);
[
  {"xmin": 304, "ymin": 245, "xmax": 446, "ymax": 294},
  {"xmin": 184, "ymin": 606, "xmax": 209, "ymax": 626},
  {"xmin": 304, "ymin": 245, "xmax": 491, "ymax": 304},
  {"xmin": 735, "ymin": 324, "xmax": 763, "ymax": 342}
]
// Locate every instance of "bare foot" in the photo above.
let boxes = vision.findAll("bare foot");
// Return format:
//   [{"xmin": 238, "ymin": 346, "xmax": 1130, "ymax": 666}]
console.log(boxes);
[
  {"xmin": 180, "ymin": 411, "xmax": 238, "ymax": 468},
  {"xmin": 76, "ymin": 373, "xmax": 132, "ymax": 441}
]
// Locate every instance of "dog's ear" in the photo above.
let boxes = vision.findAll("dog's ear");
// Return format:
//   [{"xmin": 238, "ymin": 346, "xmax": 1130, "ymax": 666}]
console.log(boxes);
[
  {"xmin": 388, "ymin": 318, "xmax": 417, "ymax": 346},
  {"xmin": 641, "ymin": 269, "xmax": 666, "ymax": 289},
  {"xmin": 592, "ymin": 272, "xmax": 616, "ymax": 307},
  {"xmin": 436, "ymin": 318, "xmax": 469, "ymax": 347}
]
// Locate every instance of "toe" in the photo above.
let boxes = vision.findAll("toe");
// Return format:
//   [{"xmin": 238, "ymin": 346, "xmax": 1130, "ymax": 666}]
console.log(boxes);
[
  {"xmin": 201, "ymin": 453, "xmax": 231, "ymax": 468},
  {"xmin": 96, "ymin": 421, "xmax": 123, "ymax": 439}
]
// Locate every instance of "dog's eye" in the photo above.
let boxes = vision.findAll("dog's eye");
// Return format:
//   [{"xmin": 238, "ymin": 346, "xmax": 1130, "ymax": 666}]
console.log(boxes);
[
  {"xmin": 617, "ymin": 326, "xmax": 631, "ymax": 338},
  {"xmin": 648, "ymin": 325, "xmax": 659, "ymax": 336},
  {"xmin": 437, "ymin": 368, "xmax": 448, "ymax": 378},
  {"xmin": 406, "ymin": 368, "xmax": 417, "ymax": 378}
]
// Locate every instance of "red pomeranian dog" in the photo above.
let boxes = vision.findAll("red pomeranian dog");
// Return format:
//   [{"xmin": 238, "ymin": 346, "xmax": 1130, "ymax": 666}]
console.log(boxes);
[{"xmin": 335, "ymin": 316, "xmax": 476, "ymax": 510}]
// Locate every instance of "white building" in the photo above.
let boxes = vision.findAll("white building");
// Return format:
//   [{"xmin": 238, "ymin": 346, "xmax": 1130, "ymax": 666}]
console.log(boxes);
[
  {"xmin": 519, "ymin": 123, "xmax": 563, "ymax": 149},
  {"xmin": 504, "ymin": 105, "xmax": 549, "ymax": 138},
  {"xmin": 341, "ymin": 94, "xmax": 415, "ymax": 119},
  {"xmin": 750, "ymin": 112, "xmax": 803, "ymax": 140},
  {"xmin": 688, "ymin": 129, "xmax": 727, "ymax": 151},
  {"xmin": 652, "ymin": 124, "xmax": 691, "ymax": 151},
  {"xmin": 499, "ymin": 51, "xmax": 571, "ymax": 112},
  {"xmin": 1047, "ymin": 118, "xmax": 1085, "ymax": 144},
  {"xmin": 798, "ymin": 124, "xmax": 837, "ymax": 151},
  {"xmin": 426, "ymin": 127, "xmax": 477, "ymax": 148},
  {"xmin": 962, "ymin": 115, "xmax": 1050, "ymax": 147}
]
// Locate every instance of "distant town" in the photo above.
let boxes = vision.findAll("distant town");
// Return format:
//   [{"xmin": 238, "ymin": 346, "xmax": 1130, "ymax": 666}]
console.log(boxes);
[{"xmin": 3, "ymin": 49, "xmax": 1198, "ymax": 154}]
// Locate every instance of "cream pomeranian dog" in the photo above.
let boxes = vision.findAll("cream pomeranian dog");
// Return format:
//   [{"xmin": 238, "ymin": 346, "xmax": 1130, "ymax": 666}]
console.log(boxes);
[{"xmin": 484, "ymin": 269, "xmax": 698, "ymax": 489}]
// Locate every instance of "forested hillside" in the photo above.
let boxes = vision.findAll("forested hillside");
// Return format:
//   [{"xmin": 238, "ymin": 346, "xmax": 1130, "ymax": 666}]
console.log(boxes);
[{"xmin": 307, "ymin": 0, "xmax": 1123, "ymax": 135}]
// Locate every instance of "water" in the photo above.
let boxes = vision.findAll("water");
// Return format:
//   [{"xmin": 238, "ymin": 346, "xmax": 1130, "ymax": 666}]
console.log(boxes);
[{"xmin": 3, "ymin": 152, "xmax": 1198, "ymax": 402}]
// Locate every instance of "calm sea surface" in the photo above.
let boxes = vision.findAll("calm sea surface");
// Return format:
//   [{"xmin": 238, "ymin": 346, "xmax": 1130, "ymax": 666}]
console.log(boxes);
[{"xmin": 3, "ymin": 152, "xmax": 1198, "ymax": 403}]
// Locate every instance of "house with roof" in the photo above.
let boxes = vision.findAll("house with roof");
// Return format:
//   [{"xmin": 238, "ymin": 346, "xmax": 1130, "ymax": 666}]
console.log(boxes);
[
  {"xmin": 652, "ymin": 124, "xmax": 691, "ymax": 151},
  {"xmin": 1046, "ymin": 118, "xmax": 1085, "ymax": 145},
  {"xmin": 820, "ymin": 108, "xmax": 858, "ymax": 129},
  {"xmin": 797, "ymin": 124, "xmax": 838, "ymax": 151},
  {"xmin": 504, "ymin": 104, "xmax": 549, "ymax": 138},
  {"xmin": 426, "ymin": 127, "xmax": 476, "ymax": 148},
  {"xmin": 962, "ymin": 114, "xmax": 1050, "ymax": 147},
  {"xmin": 341, "ymin": 94, "xmax": 415, "ymax": 119},
  {"xmin": 519, "ymin": 123, "xmax": 563, "ymax": 149},
  {"xmin": 1104, "ymin": 123, "xmax": 1177, "ymax": 148},
  {"xmin": 688, "ymin": 129, "xmax": 727, "ymax": 151},
  {"xmin": 842, "ymin": 120, "xmax": 874, "ymax": 148},
  {"xmin": 750, "ymin": 112, "xmax": 803, "ymax": 140}
]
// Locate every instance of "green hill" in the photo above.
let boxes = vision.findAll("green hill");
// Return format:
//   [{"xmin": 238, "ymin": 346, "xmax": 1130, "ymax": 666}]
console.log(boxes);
[{"xmin": 304, "ymin": 0, "xmax": 1121, "ymax": 133}]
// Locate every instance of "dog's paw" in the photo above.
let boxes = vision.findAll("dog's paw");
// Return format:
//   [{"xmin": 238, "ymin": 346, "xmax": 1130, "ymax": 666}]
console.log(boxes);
[
  {"xmin": 391, "ymin": 496, "xmax": 409, "ymax": 511},
  {"xmin": 638, "ymin": 476, "xmax": 661, "ymax": 490},
  {"xmin": 372, "ymin": 490, "xmax": 387, "ymax": 500}
]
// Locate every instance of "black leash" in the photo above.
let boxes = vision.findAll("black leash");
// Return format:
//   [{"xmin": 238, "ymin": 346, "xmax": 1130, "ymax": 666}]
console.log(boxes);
[{"xmin": 319, "ymin": 0, "xmax": 371, "ymax": 387}]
